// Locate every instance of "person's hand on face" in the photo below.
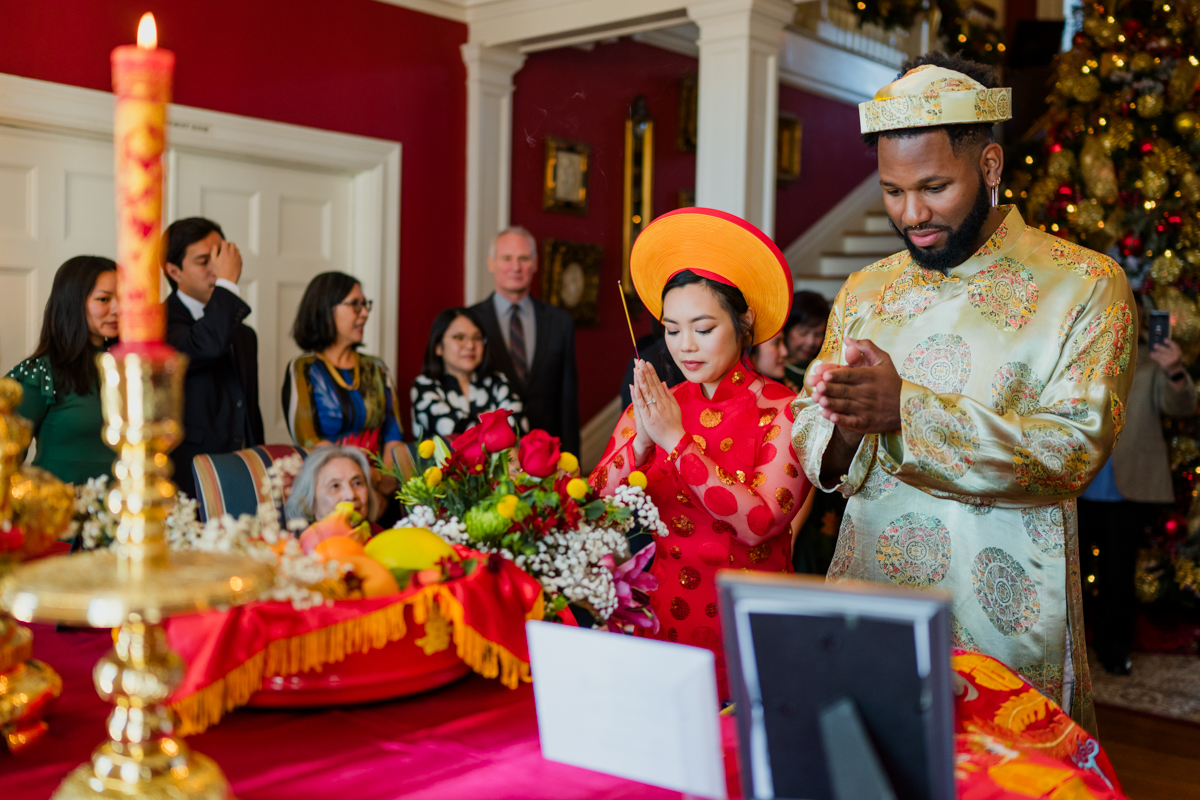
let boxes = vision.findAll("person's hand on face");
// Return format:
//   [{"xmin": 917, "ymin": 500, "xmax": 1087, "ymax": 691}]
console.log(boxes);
[
  {"xmin": 334, "ymin": 283, "xmax": 370, "ymax": 348},
  {"xmin": 1150, "ymin": 337, "xmax": 1185, "ymax": 375},
  {"xmin": 807, "ymin": 337, "xmax": 902, "ymax": 434},
  {"xmin": 630, "ymin": 359, "xmax": 685, "ymax": 463},
  {"xmin": 86, "ymin": 270, "xmax": 119, "ymax": 346},
  {"xmin": 166, "ymin": 229, "xmax": 224, "ymax": 305},
  {"xmin": 313, "ymin": 456, "xmax": 370, "ymax": 520},
  {"xmin": 211, "ymin": 238, "xmax": 243, "ymax": 285}
]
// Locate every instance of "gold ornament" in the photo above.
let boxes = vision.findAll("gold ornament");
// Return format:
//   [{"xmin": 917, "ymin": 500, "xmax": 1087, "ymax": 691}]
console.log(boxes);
[
  {"xmin": 1080, "ymin": 135, "xmax": 1119, "ymax": 204},
  {"xmin": 1152, "ymin": 251, "xmax": 1185, "ymax": 283},
  {"xmin": 1169, "ymin": 60, "xmax": 1200, "ymax": 111},
  {"xmin": 1072, "ymin": 73, "xmax": 1102, "ymax": 104},
  {"xmin": 1104, "ymin": 116, "xmax": 1136, "ymax": 151},
  {"xmin": 1131, "ymin": 52, "xmax": 1155, "ymax": 74},
  {"xmin": 1181, "ymin": 170, "xmax": 1200, "ymax": 203},
  {"xmin": 1027, "ymin": 176, "xmax": 1059, "ymax": 215},
  {"xmin": 1185, "ymin": 249, "xmax": 1200, "ymax": 267},
  {"xmin": 1048, "ymin": 148, "xmax": 1077, "ymax": 179},
  {"xmin": 1142, "ymin": 165, "xmax": 1170, "ymax": 200},
  {"xmin": 1083, "ymin": 15, "xmax": 1121, "ymax": 46},
  {"xmin": 1071, "ymin": 198, "xmax": 1105, "ymax": 230},
  {"xmin": 1100, "ymin": 52, "xmax": 1127, "ymax": 78},
  {"xmin": 1175, "ymin": 110, "xmax": 1200, "ymax": 138},
  {"xmin": 1137, "ymin": 93, "xmax": 1165, "ymax": 119}
]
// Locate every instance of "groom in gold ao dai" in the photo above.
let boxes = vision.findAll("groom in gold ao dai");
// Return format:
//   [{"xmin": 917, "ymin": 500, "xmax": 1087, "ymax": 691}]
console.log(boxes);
[{"xmin": 791, "ymin": 53, "xmax": 1135, "ymax": 735}]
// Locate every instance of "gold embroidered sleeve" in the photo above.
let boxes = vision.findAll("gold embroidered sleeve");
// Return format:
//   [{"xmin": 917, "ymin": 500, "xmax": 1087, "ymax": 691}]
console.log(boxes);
[
  {"xmin": 789, "ymin": 282, "xmax": 878, "ymax": 498},
  {"xmin": 878, "ymin": 274, "xmax": 1136, "ymax": 507}
]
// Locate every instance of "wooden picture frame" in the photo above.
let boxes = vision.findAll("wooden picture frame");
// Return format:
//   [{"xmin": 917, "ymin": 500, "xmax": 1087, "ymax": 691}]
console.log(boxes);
[
  {"xmin": 777, "ymin": 115, "xmax": 802, "ymax": 185},
  {"xmin": 540, "ymin": 238, "xmax": 603, "ymax": 327},
  {"xmin": 543, "ymin": 136, "xmax": 590, "ymax": 215}
]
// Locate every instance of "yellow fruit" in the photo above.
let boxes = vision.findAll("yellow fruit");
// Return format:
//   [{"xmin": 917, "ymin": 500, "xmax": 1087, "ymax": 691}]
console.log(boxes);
[
  {"xmin": 314, "ymin": 535, "xmax": 366, "ymax": 561},
  {"xmin": 558, "ymin": 452, "xmax": 579, "ymax": 474},
  {"xmin": 418, "ymin": 439, "xmax": 436, "ymax": 459},
  {"xmin": 628, "ymin": 471, "xmax": 647, "ymax": 488},
  {"xmin": 566, "ymin": 478, "xmax": 589, "ymax": 500},
  {"xmin": 364, "ymin": 527, "xmax": 458, "ymax": 572},
  {"xmin": 337, "ymin": 554, "xmax": 400, "ymax": 597}
]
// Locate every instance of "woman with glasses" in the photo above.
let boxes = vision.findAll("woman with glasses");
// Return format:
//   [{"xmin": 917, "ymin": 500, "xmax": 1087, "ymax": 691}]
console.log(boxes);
[
  {"xmin": 283, "ymin": 272, "xmax": 405, "ymax": 510},
  {"xmin": 410, "ymin": 307, "xmax": 527, "ymax": 441}
]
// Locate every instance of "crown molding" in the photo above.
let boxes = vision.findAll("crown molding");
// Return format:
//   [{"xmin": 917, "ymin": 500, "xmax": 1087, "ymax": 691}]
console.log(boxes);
[{"xmin": 371, "ymin": 0, "xmax": 469, "ymax": 23}]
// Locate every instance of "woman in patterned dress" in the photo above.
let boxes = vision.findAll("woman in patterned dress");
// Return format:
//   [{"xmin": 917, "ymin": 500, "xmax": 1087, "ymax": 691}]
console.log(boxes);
[
  {"xmin": 410, "ymin": 307, "xmax": 528, "ymax": 442},
  {"xmin": 591, "ymin": 209, "xmax": 810, "ymax": 696}
]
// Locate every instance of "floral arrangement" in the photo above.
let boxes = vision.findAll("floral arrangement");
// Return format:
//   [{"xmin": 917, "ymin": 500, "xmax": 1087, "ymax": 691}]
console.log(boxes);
[
  {"xmin": 67, "ymin": 456, "xmax": 343, "ymax": 609},
  {"xmin": 388, "ymin": 409, "xmax": 668, "ymax": 631}
]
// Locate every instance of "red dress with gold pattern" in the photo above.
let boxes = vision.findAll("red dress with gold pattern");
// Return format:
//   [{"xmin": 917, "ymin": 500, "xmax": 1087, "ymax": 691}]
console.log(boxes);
[{"xmin": 591, "ymin": 362, "xmax": 810, "ymax": 694}]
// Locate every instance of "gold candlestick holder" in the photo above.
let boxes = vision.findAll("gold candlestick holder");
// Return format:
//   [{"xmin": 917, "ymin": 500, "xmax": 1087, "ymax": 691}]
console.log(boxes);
[
  {"xmin": 0, "ymin": 346, "xmax": 273, "ymax": 799},
  {"xmin": 0, "ymin": 378, "xmax": 72, "ymax": 752}
]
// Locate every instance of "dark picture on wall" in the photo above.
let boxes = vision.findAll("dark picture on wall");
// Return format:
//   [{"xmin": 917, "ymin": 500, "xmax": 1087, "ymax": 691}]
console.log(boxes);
[
  {"xmin": 543, "ymin": 136, "xmax": 590, "ymax": 215},
  {"xmin": 777, "ymin": 114, "xmax": 802, "ymax": 185},
  {"xmin": 540, "ymin": 238, "xmax": 603, "ymax": 327}
]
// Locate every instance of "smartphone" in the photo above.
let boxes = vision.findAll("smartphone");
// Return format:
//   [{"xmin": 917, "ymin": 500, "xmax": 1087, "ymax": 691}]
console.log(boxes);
[{"xmin": 1148, "ymin": 310, "xmax": 1171, "ymax": 350}]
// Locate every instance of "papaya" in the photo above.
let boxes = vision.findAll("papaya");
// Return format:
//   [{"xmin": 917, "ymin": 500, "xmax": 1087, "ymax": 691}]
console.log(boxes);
[
  {"xmin": 364, "ymin": 527, "xmax": 457, "ymax": 572},
  {"xmin": 299, "ymin": 501, "xmax": 371, "ymax": 554},
  {"xmin": 335, "ymin": 554, "xmax": 400, "ymax": 598},
  {"xmin": 313, "ymin": 535, "xmax": 366, "ymax": 561}
]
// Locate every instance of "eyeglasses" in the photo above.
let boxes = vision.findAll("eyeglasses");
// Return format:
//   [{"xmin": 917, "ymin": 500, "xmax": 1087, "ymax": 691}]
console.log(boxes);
[
  {"xmin": 339, "ymin": 299, "xmax": 373, "ymax": 314},
  {"xmin": 447, "ymin": 333, "xmax": 486, "ymax": 346}
]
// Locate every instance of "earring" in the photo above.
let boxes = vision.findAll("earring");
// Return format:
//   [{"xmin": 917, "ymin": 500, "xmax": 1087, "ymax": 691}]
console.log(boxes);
[{"xmin": 990, "ymin": 182, "xmax": 1000, "ymax": 208}]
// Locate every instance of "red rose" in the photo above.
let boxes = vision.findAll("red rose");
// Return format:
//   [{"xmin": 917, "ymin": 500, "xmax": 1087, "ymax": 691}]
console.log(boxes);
[
  {"xmin": 518, "ymin": 430, "xmax": 562, "ymax": 479},
  {"xmin": 476, "ymin": 409, "xmax": 517, "ymax": 453},
  {"xmin": 452, "ymin": 425, "xmax": 485, "ymax": 469}
]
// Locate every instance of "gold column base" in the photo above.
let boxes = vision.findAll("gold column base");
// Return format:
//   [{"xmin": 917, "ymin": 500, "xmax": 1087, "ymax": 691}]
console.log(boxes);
[
  {"xmin": 0, "ymin": 613, "xmax": 62, "ymax": 752},
  {"xmin": 53, "ymin": 752, "xmax": 232, "ymax": 800}
]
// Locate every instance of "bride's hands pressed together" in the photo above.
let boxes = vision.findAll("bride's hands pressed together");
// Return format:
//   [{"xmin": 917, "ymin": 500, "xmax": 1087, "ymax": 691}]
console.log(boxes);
[{"xmin": 630, "ymin": 359, "xmax": 685, "ymax": 464}]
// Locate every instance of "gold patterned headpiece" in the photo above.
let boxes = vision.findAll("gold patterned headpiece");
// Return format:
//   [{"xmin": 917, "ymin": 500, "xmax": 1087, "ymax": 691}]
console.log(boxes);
[{"xmin": 859, "ymin": 64, "xmax": 1012, "ymax": 134}]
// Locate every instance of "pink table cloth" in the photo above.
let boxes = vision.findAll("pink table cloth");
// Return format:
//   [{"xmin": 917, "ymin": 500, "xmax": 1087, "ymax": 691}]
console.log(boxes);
[{"xmin": 0, "ymin": 624, "xmax": 682, "ymax": 799}]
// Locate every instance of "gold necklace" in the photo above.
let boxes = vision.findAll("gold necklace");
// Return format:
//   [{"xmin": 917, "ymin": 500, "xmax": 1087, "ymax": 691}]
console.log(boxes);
[{"xmin": 319, "ymin": 352, "xmax": 361, "ymax": 391}]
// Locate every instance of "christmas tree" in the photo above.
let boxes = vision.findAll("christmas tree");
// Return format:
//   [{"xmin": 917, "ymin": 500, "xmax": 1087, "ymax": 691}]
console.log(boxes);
[{"xmin": 1009, "ymin": 0, "xmax": 1200, "ymax": 616}]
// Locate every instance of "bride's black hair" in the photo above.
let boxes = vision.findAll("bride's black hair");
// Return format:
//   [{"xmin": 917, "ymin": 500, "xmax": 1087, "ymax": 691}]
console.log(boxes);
[{"xmin": 661, "ymin": 270, "xmax": 753, "ymax": 348}]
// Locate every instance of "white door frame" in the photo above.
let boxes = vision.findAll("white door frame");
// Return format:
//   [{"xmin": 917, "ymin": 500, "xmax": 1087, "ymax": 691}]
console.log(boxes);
[{"xmin": 0, "ymin": 72, "xmax": 401, "ymax": 372}]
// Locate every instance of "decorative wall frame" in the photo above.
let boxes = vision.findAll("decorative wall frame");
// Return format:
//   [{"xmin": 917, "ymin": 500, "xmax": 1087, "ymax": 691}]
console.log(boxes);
[
  {"xmin": 622, "ymin": 96, "xmax": 654, "ymax": 298},
  {"xmin": 543, "ymin": 136, "xmax": 590, "ymax": 215},
  {"xmin": 540, "ymin": 238, "xmax": 603, "ymax": 327},
  {"xmin": 777, "ymin": 114, "xmax": 802, "ymax": 185}
]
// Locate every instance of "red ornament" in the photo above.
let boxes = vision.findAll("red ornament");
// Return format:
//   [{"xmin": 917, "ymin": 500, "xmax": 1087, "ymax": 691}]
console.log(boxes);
[
  {"xmin": 1050, "ymin": 142, "xmax": 1063, "ymax": 153},
  {"xmin": 1140, "ymin": 140, "xmax": 1155, "ymax": 153}
]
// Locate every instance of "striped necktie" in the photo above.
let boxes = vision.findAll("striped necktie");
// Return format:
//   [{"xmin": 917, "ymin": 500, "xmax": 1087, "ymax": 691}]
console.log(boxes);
[{"xmin": 509, "ymin": 304, "xmax": 528, "ymax": 384}]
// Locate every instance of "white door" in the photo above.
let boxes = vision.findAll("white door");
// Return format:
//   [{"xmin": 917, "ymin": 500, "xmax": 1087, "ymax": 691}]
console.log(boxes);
[
  {"xmin": 0, "ymin": 126, "xmax": 117, "ymax": 375},
  {"xmin": 169, "ymin": 152, "xmax": 355, "ymax": 444}
]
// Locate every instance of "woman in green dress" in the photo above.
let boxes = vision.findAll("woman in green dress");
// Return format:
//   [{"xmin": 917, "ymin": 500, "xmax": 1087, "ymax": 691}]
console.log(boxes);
[{"xmin": 7, "ymin": 256, "xmax": 119, "ymax": 484}]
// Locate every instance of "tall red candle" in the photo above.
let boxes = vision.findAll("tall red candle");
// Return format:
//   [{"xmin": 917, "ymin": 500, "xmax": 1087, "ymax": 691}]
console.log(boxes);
[{"xmin": 111, "ymin": 13, "xmax": 174, "ymax": 343}]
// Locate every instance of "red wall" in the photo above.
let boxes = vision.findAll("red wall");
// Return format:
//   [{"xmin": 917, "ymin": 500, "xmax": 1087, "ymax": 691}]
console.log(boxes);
[
  {"xmin": 0, "ymin": 0, "xmax": 467, "ymax": 423},
  {"xmin": 511, "ymin": 42, "xmax": 875, "ymax": 422},
  {"xmin": 774, "ymin": 84, "xmax": 877, "ymax": 254},
  {"xmin": 510, "ymin": 39, "xmax": 699, "ymax": 424}
]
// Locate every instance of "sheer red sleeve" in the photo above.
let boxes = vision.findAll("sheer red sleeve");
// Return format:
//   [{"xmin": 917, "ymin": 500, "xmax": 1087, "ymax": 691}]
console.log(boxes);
[{"xmin": 670, "ymin": 400, "xmax": 810, "ymax": 546}]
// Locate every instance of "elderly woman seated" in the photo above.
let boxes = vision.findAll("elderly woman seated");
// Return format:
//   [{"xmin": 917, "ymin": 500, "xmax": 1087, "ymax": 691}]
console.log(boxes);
[{"xmin": 284, "ymin": 445, "xmax": 380, "ymax": 527}]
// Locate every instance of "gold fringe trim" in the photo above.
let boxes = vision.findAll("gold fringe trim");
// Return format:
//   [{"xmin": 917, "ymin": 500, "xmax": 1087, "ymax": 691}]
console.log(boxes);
[{"xmin": 170, "ymin": 586, "xmax": 544, "ymax": 736}]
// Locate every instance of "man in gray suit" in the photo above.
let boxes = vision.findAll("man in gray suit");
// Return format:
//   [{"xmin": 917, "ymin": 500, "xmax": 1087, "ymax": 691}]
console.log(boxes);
[
  {"xmin": 470, "ymin": 227, "xmax": 580, "ymax": 455},
  {"xmin": 1078, "ymin": 297, "xmax": 1196, "ymax": 675}
]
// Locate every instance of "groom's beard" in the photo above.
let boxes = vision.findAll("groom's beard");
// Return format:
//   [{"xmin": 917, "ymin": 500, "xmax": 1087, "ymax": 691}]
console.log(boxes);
[{"xmin": 889, "ymin": 176, "xmax": 993, "ymax": 274}]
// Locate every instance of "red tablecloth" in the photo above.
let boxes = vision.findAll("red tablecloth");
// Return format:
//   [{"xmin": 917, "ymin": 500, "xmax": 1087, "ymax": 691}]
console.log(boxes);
[
  {"xmin": 2, "ymin": 627, "xmax": 1125, "ymax": 800},
  {"xmin": 0, "ymin": 625, "xmax": 681, "ymax": 800}
]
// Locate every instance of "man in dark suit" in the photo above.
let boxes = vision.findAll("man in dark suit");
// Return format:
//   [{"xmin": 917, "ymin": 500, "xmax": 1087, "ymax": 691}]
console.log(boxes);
[
  {"xmin": 470, "ymin": 227, "xmax": 580, "ymax": 454},
  {"xmin": 163, "ymin": 217, "xmax": 264, "ymax": 498}
]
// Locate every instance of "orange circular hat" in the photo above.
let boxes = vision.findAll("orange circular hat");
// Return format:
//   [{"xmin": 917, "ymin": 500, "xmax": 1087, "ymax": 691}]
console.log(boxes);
[{"xmin": 630, "ymin": 208, "xmax": 793, "ymax": 345}]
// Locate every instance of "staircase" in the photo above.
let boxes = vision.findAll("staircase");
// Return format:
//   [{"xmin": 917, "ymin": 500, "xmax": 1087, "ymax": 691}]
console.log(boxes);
[{"xmin": 793, "ymin": 205, "xmax": 901, "ymax": 298}]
